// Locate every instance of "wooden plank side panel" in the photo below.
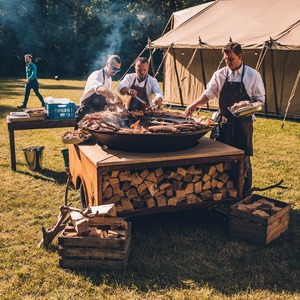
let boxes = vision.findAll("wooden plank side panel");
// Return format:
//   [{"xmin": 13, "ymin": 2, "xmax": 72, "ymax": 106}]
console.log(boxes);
[
  {"xmin": 59, "ymin": 258, "xmax": 126, "ymax": 270},
  {"xmin": 59, "ymin": 247, "xmax": 126, "ymax": 260}
]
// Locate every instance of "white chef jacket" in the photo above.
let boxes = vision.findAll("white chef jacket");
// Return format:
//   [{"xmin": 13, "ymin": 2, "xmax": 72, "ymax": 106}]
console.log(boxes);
[
  {"xmin": 204, "ymin": 64, "xmax": 265, "ymax": 103},
  {"xmin": 80, "ymin": 69, "xmax": 112, "ymax": 103},
  {"xmin": 118, "ymin": 74, "xmax": 164, "ymax": 108}
]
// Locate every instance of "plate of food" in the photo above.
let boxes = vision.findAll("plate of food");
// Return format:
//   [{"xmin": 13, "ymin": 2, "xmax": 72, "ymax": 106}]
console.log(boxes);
[
  {"xmin": 228, "ymin": 100, "xmax": 263, "ymax": 117},
  {"xmin": 62, "ymin": 129, "xmax": 92, "ymax": 144}
]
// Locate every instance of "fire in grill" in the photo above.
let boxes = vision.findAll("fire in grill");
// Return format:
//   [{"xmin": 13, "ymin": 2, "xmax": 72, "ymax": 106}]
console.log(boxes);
[{"xmin": 78, "ymin": 111, "xmax": 216, "ymax": 152}]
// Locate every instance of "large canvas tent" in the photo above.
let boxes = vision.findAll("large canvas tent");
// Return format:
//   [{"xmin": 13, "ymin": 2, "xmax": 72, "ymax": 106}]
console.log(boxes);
[{"xmin": 149, "ymin": 0, "xmax": 300, "ymax": 118}]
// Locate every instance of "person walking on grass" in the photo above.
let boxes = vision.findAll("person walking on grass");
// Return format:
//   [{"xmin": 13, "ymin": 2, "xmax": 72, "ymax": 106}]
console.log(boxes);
[{"xmin": 17, "ymin": 54, "xmax": 45, "ymax": 109}]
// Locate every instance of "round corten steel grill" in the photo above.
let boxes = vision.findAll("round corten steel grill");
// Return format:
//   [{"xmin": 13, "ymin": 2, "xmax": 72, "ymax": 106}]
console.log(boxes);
[{"xmin": 79, "ymin": 111, "xmax": 215, "ymax": 152}]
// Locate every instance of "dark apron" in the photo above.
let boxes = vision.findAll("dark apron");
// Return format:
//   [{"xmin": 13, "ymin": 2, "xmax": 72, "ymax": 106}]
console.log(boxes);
[
  {"xmin": 128, "ymin": 77, "xmax": 150, "ymax": 111},
  {"xmin": 217, "ymin": 64, "xmax": 254, "ymax": 156},
  {"xmin": 75, "ymin": 69, "xmax": 107, "ymax": 125}
]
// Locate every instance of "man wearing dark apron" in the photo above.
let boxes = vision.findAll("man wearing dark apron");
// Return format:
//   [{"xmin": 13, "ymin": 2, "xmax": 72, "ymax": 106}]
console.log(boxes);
[
  {"xmin": 185, "ymin": 42, "xmax": 265, "ymax": 197},
  {"xmin": 118, "ymin": 57, "xmax": 163, "ymax": 111},
  {"xmin": 75, "ymin": 55, "xmax": 124, "ymax": 128}
]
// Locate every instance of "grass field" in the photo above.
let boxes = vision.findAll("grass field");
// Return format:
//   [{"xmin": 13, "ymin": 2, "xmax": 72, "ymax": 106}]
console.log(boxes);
[{"xmin": 0, "ymin": 78, "xmax": 300, "ymax": 299}]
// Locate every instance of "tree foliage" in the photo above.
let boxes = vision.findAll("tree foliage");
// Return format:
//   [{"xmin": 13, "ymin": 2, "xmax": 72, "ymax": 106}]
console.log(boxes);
[{"xmin": 0, "ymin": 0, "xmax": 207, "ymax": 78}]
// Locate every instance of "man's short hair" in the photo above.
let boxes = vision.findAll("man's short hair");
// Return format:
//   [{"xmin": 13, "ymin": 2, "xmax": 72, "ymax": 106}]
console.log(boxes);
[
  {"xmin": 107, "ymin": 55, "xmax": 121, "ymax": 65},
  {"xmin": 222, "ymin": 42, "xmax": 242, "ymax": 56},
  {"xmin": 24, "ymin": 54, "xmax": 32, "ymax": 59},
  {"xmin": 135, "ymin": 57, "xmax": 148, "ymax": 65}
]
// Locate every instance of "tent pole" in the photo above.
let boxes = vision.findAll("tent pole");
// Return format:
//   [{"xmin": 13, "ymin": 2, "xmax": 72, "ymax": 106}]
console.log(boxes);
[
  {"xmin": 148, "ymin": 38, "xmax": 156, "ymax": 76},
  {"xmin": 271, "ymin": 48, "xmax": 279, "ymax": 115},
  {"xmin": 172, "ymin": 46, "xmax": 184, "ymax": 106},
  {"xmin": 262, "ymin": 58, "xmax": 268, "ymax": 115},
  {"xmin": 281, "ymin": 69, "xmax": 300, "ymax": 128},
  {"xmin": 154, "ymin": 45, "xmax": 172, "ymax": 78},
  {"xmin": 199, "ymin": 49, "xmax": 208, "ymax": 109}
]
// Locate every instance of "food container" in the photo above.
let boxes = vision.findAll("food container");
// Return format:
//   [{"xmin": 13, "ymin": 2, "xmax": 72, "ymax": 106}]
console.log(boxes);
[
  {"xmin": 228, "ymin": 101, "xmax": 263, "ymax": 117},
  {"xmin": 46, "ymin": 102, "xmax": 75, "ymax": 119}
]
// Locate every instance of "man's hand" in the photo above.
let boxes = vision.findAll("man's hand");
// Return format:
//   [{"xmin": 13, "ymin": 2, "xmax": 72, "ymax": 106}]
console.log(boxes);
[
  {"xmin": 185, "ymin": 102, "xmax": 198, "ymax": 116},
  {"xmin": 127, "ymin": 88, "xmax": 137, "ymax": 97},
  {"xmin": 113, "ymin": 96, "xmax": 124, "ymax": 108},
  {"xmin": 154, "ymin": 97, "xmax": 163, "ymax": 108}
]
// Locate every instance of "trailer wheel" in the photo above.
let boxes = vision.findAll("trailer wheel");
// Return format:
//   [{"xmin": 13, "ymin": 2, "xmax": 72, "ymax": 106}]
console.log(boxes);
[{"xmin": 79, "ymin": 182, "xmax": 87, "ymax": 208}]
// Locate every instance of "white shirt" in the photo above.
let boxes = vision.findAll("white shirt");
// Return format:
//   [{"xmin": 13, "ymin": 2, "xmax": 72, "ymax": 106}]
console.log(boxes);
[
  {"xmin": 118, "ymin": 74, "xmax": 164, "ymax": 107},
  {"xmin": 80, "ymin": 69, "xmax": 112, "ymax": 103},
  {"xmin": 204, "ymin": 64, "xmax": 265, "ymax": 103}
]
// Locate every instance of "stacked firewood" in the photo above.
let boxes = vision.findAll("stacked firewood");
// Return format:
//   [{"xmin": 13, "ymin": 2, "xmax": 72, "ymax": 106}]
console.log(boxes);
[{"xmin": 101, "ymin": 162, "xmax": 238, "ymax": 212}]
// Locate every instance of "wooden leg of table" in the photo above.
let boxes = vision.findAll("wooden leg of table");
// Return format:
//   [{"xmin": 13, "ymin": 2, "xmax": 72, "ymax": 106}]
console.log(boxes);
[{"xmin": 8, "ymin": 128, "xmax": 16, "ymax": 171}]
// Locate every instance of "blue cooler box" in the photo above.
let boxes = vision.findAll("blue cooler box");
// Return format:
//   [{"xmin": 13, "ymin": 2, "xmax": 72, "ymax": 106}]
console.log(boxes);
[{"xmin": 46, "ymin": 102, "xmax": 75, "ymax": 119}]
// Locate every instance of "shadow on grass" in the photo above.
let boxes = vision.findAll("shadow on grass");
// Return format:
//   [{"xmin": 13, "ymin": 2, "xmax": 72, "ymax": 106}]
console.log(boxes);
[
  {"xmin": 17, "ymin": 167, "xmax": 68, "ymax": 185},
  {"xmin": 40, "ymin": 84, "xmax": 83, "ymax": 90},
  {"xmin": 66, "ymin": 208, "xmax": 300, "ymax": 296}
]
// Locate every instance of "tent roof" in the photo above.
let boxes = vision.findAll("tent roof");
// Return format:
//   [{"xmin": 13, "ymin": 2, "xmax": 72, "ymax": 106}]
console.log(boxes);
[
  {"xmin": 172, "ymin": 2, "xmax": 214, "ymax": 29},
  {"xmin": 151, "ymin": 0, "xmax": 300, "ymax": 50}
]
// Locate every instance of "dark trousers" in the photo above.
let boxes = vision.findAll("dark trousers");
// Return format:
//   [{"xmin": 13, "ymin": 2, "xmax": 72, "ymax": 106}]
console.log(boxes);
[{"xmin": 22, "ymin": 79, "xmax": 44, "ymax": 107}]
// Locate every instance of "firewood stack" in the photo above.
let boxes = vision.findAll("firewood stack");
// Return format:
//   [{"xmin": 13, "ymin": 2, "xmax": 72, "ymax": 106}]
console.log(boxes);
[{"xmin": 101, "ymin": 162, "xmax": 239, "ymax": 212}]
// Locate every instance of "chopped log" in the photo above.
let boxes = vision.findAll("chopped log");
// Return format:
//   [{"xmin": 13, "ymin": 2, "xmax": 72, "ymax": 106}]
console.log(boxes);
[
  {"xmin": 146, "ymin": 171, "xmax": 157, "ymax": 183},
  {"xmin": 173, "ymin": 181, "xmax": 183, "ymax": 191},
  {"xmin": 69, "ymin": 211, "xmax": 88, "ymax": 234},
  {"xmin": 192, "ymin": 175, "xmax": 201, "ymax": 183},
  {"xmin": 177, "ymin": 167, "xmax": 187, "ymax": 177},
  {"xmin": 216, "ymin": 181, "xmax": 225, "ymax": 189},
  {"xmin": 185, "ymin": 183, "xmax": 194, "ymax": 194},
  {"xmin": 139, "ymin": 169, "xmax": 150, "ymax": 179},
  {"xmin": 186, "ymin": 165, "xmax": 202, "ymax": 175},
  {"xmin": 146, "ymin": 197, "xmax": 156, "ymax": 208},
  {"xmin": 202, "ymin": 174, "xmax": 211, "ymax": 182},
  {"xmin": 111, "ymin": 170, "xmax": 119, "ymax": 178},
  {"xmin": 228, "ymin": 188, "xmax": 238, "ymax": 198},
  {"xmin": 144, "ymin": 180, "xmax": 153, "ymax": 188},
  {"xmin": 121, "ymin": 181, "xmax": 132, "ymax": 191},
  {"xmin": 88, "ymin": 216, "xmax": 128, "ymax": 229},
  {"xmin": 203, "ymin": 165, "xmax": 217, "ymax": 177},
  {"xmin": 119, "ymin": 171, "xmax": 132, "ymax": 182},
  {"xmin": 102, "ymin": 180, "xmax": 110, "ymax": 191},
  {"xmin": 218, "ymin": 173, "xmax": 230, "ymax": 183},
  {"xmin": 154, "ymin": 189, "xmax": 165, "ymax": 197},
  {"xmin": 154, "ymin": 168, "xmax": 163, "ymax": 177},
  {"xmin": 226, "ymin": 180, "xmax": 234, "ymax": 189},
  {"xmin": 219, "ymin": 187, "xmax": 227, "ymax": 198},
  {"xmin": 194, "ymin": 181, "xmax": 203, "ymax": 194},
  {"xmin": 159, "ymin": 183, "xmax": 171, "ymax": 190},
  {"xmin": 176, "ymin": 190, "xmax": 186, "ymax": 200},
  {"xmin": 167, "ymin": 197, "xmax": 177, "ymax": 206},
  {"xmin": 121, "ymin": 198, "xmax": 134, "ymax": 211},
  {"xmin": 202, "ymin": 180, "xmax": 212, "ymax": 190},
  {"xmin": 137, "ymin": 182, "xmax": 148, "ymax": 194},
  {"xmin": 131, "ymin": 172, "xmax": 144, "ymax": 186},
  {"xmin": 115, "ymin": 204, "xmax": 124, "ymax": 212},
  {"xmin": 186, "ymin": 194, "xmax": 200, "ymax": 204},
  {"xmin": 112, "ymin": 186, "xmax": 125, "ymax": 197},
  {"xmin": 183, "ymin": 173, "xmax": 193, "ymax": 182},
  {"xmin": 215, "ymin": 163, "xmax": 224, "ymax": 173},
  {"xmin": 156, "ymin": 195, "xmax": 167, "ymax": 207},
  {"xmin": 108, "ymin": 177, "xmax": 119, "ymax": 186},
  {"xmin": 211, "ymin": 179, "xmax": 218, "ymax": 189},
  {"xmin": 105, "ymin": 194, "xmax": 121, "ymax": 204},
  {"xmin": 167, "ymin": 170, "xmax": 178, "ymax": 179},
  {"xmin": 156, "ymin": 175, "xmax": 165, "ymax": 184},
  {"xmin": 212, "ymin": 192, "xmax": 223, "ymax": 201},
  {"xmin": 103, "ymin": 186, "xmax": 113, "ymax": 199},
  {"xmin": 148, "ymin": 183, "xmax": 159, "ymax": 196},
  {"xmin": 200, "ymin": 190, "xmax": 212, "ymax": 201},
  {"xmin": 166, "ymin": 185, "xmax": 174, "ymax": 197},
  {"xmin": 125, "ymin": 187, "xmax": 138, "ymax": 200}
]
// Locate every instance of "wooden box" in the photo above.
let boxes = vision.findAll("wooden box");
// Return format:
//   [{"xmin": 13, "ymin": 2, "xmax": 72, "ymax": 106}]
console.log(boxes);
[
  {"xmin": 228, "ymin": 194, "xmax": 290, "ymax": 245},
  {"xmin": 58, "ymin": 219, "xmax": 131, "ymax": 270}
]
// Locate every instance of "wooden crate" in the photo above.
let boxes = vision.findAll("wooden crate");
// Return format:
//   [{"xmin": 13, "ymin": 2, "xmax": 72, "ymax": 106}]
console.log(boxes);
[
  {"xmin": 228, "ymin": 194, "xmax": 290, "ymax": 245},
  {"xmin": 58, "ymin": 221, "xmax": 131, "ymax": 270}
]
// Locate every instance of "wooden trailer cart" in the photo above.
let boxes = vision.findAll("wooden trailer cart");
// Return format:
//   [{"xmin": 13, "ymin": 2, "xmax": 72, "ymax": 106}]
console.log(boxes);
[{"xmin": 68, "ymin": 137, "xmax": 244, "ymax": 217}]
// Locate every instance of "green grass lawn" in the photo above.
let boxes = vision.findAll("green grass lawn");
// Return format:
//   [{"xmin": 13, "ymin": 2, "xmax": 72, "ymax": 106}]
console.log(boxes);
[{"xmin": 0, "ymin": 78, "xmax": 299, "ymax": 299}]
